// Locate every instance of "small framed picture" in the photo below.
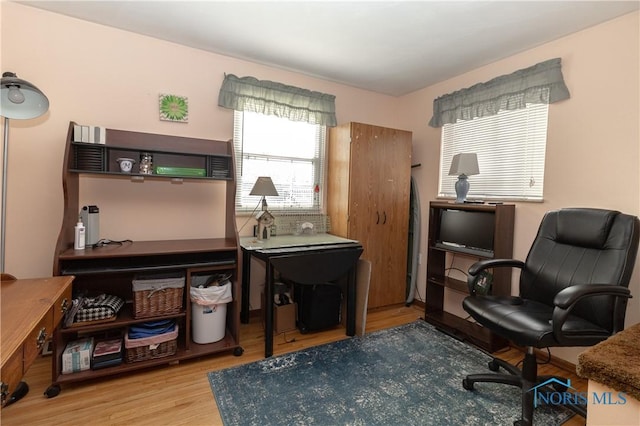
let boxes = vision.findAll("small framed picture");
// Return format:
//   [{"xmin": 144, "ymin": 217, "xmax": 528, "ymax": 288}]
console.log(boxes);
[{"xmin": 159, "ymin": 93, "xmax": 188, "ymax": 122}]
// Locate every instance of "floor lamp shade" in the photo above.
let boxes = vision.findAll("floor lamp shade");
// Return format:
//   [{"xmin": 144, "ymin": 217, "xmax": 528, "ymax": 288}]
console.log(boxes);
[
  {"xmin": 1, "ymin": 72, "xmax": 49, "ymax": 119},
  {"xmin": 1, "ymin": 72, "xmax": 50, "ymax": 273},
  {"xmin": 448, "ymin": 153, "xmax": 479, "ymax": 203}
]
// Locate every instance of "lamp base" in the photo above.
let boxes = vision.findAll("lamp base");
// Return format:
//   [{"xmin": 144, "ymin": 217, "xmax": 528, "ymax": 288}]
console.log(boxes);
[
  {"xmin": 454, "ymin": 174, "xmax": 470, "ymax": 203},
  {"xmin": 255, "ymin": 210, "xmax": 275, "ymax": 241},
  {"xmin": 256, "ymin": 223, "xmax": 272, "ymax": 241}
]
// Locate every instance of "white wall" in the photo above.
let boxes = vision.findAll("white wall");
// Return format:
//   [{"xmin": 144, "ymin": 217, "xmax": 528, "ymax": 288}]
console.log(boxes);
[{"xmin": 0, "ymin": 2, "xmax": 403, "ymax": 278}]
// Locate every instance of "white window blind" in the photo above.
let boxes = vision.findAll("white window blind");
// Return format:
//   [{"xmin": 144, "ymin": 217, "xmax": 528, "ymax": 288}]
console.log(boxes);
[
  {"xmin": 439, "ymin": 101, "xmax": 549, "ymax": 201},
  {"xmin": 234, "ymin": 110, "xmax": 326, "ymax": 212}
]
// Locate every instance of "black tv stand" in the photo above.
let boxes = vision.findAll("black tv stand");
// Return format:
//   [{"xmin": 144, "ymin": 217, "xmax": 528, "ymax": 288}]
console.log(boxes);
[{"xmin": 425, "ymin": 201, "xmax": 515, "ymax": 352}]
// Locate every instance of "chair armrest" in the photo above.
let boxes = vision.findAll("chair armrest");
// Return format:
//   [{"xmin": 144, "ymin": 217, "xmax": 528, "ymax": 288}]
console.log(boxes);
[
  {"xmin": 552, "ymin": 284, "xmax": 632, "ymax": 344},
  {"xmin": 554, "ymin": 285, "xmax": 631, "ymax": 309},
  {"xmin": 467, "ymin": 259, "xmax": 525, "ymax": 295}
]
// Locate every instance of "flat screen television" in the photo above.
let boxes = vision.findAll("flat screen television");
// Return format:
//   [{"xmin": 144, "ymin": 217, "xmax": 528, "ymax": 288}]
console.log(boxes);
[{"xmin": 436, "ymin": 209, "xmax": 495, "ymax": 256}]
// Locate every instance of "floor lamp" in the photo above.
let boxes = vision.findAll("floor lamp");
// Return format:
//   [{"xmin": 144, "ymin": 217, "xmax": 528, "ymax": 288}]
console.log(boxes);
[{"xmin": 1, "ymin": 72, "xmax": 49, "ymax": 274}]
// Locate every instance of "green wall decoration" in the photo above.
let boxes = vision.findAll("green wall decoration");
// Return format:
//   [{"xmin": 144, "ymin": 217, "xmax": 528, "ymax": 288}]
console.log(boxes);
[{"xmin": 159, "ymin": 93, "xmax": 188, "ymax": 122}]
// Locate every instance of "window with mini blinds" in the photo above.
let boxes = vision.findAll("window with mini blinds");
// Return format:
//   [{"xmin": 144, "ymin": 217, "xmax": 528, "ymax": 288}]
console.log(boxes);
[
  {"xmin": 233, "ymin": 111, "xmax": 326, "ymax": 212},
  {"xmin": 439, "ymin": 100, "xmax": 549, "ymax": 202},
  {"xmin": 433, "ymin": 58, "xmax": 570, "ymax": 202}
]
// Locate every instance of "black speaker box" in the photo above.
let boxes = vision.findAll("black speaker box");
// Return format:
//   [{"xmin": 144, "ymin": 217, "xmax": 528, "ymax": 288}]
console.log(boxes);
[{"xmin": 294, "ymin": 283, "xmax": 342, "ymax": 333}]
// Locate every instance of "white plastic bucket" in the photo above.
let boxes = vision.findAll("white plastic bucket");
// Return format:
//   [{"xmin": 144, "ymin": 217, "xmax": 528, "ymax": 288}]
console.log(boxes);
[{"xmin": 191, "ymin": 302, "xmax": 227, "ymax": 344}]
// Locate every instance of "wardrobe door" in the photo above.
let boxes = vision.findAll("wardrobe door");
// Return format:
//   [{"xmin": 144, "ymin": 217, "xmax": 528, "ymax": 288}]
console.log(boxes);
[
  {"xmin": 328, "ymin": 122, "xmax": 412, "ymax": 309},
  {"xmin": 348, "ymin": 123, "xmax": 411, "ymax": 308},
  {"xmin": 346, "ymin": 123, "xmax": 377, "ymax": 259},
  {"xmin": 374, "ymin": 126, "xmax": 412, "ymax": 307}
]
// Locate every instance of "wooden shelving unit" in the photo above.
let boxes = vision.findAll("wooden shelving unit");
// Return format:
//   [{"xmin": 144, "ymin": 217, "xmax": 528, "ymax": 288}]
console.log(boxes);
[
  {"xmin": 425, "ymin": 201, "xmax": 515, "ymax": 352},
  {"xmin": 49, "ymin": 122, "xmax": 242, "ymax": 396}
]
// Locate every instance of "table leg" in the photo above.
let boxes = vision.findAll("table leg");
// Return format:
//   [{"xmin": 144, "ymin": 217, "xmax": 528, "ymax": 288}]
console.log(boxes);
[
  {"xmin": 241, "ymin": 248, "xmax": 251, "ymax": 324},
  {"xmin": 264, "ymin": 260, "xmax": 274, "ymax": 357},
  {"xmin": 346, "ymin": 265, "xmax": 356, "ymax": 336}
]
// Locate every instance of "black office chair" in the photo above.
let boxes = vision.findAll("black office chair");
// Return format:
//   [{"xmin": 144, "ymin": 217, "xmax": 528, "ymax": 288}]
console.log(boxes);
[{"xmin": 461, "ymin": 208, "xmax": 639, "ymax": 426}]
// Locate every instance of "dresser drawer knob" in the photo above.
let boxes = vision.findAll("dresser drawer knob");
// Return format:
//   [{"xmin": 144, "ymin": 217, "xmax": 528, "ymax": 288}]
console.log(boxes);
[
  {"xmin": 60, "ymin": 297, "xmax": 69, "ymax": 314},
  {"xmin": 0, "ymin": 381, "xmax": 8, "ymax": 405},
  {"xmin": 36, "ymin": 327, "xmax": 47, "ymax": 349}
]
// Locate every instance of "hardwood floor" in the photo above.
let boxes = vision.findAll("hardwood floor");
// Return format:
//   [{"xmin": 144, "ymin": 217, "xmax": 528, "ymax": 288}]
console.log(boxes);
[{"xmin": 0, "ymin": 305, "xmax": 586, "ymax": 425}]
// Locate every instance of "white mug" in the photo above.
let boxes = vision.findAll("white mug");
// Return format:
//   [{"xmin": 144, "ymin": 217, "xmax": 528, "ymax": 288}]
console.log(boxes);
[{"xmin": 116, "ymin": 158, "xmax": 135, "ymax": 173}]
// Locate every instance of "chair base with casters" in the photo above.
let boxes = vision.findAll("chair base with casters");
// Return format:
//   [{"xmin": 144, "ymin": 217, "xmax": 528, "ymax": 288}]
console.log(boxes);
[
  {"xmin": 462, "ymin": 347, "xmax": 586, "ymax": 426},
  {"xmin": 460, "ymin": 208, "xmax": 640, "ymax": 426}
]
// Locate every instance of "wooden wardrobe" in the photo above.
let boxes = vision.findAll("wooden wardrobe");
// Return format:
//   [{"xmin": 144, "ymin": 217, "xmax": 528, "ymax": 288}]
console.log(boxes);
[{"xmin": 327, "ymin": 122, "xmax": 412, "ymax": 308}]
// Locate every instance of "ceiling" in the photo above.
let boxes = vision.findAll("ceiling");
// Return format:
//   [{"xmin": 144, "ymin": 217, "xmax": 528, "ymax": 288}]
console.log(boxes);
[{"xmin": 18, "ymin": 1, "xmax": 640, "ymax": 96}]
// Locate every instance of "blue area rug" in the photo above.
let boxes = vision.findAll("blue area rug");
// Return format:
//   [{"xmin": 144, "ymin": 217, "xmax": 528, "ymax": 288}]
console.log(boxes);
[{"xmin": 208, "ymin": 321, "xmax": 573, "ymax": 425}]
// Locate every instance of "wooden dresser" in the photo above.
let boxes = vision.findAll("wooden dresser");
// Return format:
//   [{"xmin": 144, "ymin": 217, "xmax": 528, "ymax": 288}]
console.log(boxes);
[{"xmin": 0, "ymin": 275, "xmax": 73, "ymax": 407}]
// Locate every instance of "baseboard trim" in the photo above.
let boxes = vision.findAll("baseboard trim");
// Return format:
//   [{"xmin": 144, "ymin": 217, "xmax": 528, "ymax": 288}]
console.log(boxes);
[
  {"xmin": 248, "ymin": 300, "xmax": 425, "ymax": 320},
  {"xmin": 536, "ymin": 348, "xmax": 578, "ymax": 373}
]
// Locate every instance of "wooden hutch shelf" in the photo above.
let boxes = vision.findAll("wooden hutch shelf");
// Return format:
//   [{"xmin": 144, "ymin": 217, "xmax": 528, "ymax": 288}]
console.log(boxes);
[{"xmin": 48, "ymin": 122, "xmax": 243, "ymax": 397}]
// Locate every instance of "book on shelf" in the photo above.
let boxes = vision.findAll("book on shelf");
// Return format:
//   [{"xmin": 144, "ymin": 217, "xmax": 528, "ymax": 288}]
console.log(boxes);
[
  {"xmin": 92, "ymin": 338, "xmax": 123, "ymax": 368},
  {"xmin": 62, "ymin": 337, "xmax": 94, "ymax": 374},
  {"xmin": 93, "ymin": 338, "xmax": 122, "ymax": 357},
  {"xmin": 92, "ymin": 356, "xmax": 122, "ymax": 370}
]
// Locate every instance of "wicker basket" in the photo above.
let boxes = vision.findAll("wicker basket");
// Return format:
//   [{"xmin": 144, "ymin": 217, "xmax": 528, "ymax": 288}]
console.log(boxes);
[
  {"xmin": 132, "ymin": 276, "xmax": 185, "ymax": 319},
  {"xmin": 125, "ymin": 325, "xmax": 178, "ymax": 363}
]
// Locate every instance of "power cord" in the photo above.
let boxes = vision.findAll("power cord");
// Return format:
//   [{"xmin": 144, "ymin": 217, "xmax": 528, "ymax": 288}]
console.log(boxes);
[
  {"xmin": 445, "ymin": 267, "xmax": 468, "ymax": 276},
  {"xmin": 537, "ymin": 347, "xmax": 552, "ymax": 365},
  {"xmin": 238, "ymin": 199, "xmax": 263, "ymax": 233},
  {"xmin": 92, "ymin": 239, "xmax": 133, "ymax": 248},
  {"xmin": 445, "ymin": 253, "xmax": 468, "ymax": 280}
]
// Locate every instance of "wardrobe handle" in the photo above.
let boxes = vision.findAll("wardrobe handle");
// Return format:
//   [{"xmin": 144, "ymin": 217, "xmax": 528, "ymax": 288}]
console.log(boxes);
[
  {"xmin": 383, "ymin": 211, "xmax": 387, "ymax": 225},
  {"xmin": 376, "ymin": 211, "xmax": 380, "ymax": 225}
]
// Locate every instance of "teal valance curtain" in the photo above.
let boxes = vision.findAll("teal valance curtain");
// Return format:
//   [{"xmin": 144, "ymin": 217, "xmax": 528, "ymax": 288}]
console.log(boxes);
[
  {"xmin": 429, "ymin": 58, "xmax": 570, "ymax": 128},
  {"xmin": 218, "ymin": 74, "xmax": 337, "ymax": 127}
]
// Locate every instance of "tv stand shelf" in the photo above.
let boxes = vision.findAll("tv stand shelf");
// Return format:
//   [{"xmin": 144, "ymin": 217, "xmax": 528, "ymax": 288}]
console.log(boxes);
[
  {"xmin": 428, "ymin": 274, "xmax": 469, "ymax": 294},
  {"xmin": 425, "ymin": 201, "xmax": 515, "ymax": 352}
]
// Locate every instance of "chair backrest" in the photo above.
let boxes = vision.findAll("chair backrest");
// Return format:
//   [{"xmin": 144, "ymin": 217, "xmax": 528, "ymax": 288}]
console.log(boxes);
[{"xmin": 521, "ymin": 208, "xmax": 639, "ymax": 333}]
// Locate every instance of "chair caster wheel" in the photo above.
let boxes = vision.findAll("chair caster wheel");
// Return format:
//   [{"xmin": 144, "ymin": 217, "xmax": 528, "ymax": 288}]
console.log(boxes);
[
  {"xmin": 44, "ymin": 384, "xmax": 60, "ymax": 398},
  {"xmin": 233, "ymin": 347, "xmax": 244, "ymax": 356},
  {"xmin": 488, "ymin": 359, "xmax": 500, "ymax": 371},
  {"xmin": 462, "ymin": 378, "xmax": 474, "ymax": 391}
]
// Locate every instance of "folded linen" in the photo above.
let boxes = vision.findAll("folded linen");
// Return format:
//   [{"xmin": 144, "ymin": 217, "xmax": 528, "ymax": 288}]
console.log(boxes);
[{"xmin": 128, "ymin": 320, "xmax": 176, "ymax": 339}]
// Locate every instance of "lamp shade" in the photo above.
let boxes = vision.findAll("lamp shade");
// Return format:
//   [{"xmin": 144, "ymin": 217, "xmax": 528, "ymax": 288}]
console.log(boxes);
[
  {"xmin": 1, "ymin": 72, "xmax": 49, "ymax": 119},
  {"xmin": 448, "ymin": 153, "xmax": 479, "ymax": 176},
  {"xmin": 249, "ymin": 176, "xmax": 279, "ymax": 196}
]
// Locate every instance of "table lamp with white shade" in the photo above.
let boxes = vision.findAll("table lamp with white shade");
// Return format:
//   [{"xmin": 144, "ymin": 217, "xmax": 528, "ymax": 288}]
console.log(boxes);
[
  {"xmin": 448, "ymin": 153, "xmax": 479, "ymax": 203},
  {"xmin": 250, "ymin": 176, "xmax": 279, "ymax": 240}
]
